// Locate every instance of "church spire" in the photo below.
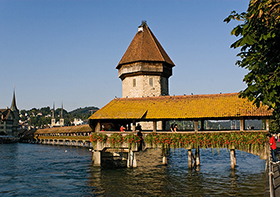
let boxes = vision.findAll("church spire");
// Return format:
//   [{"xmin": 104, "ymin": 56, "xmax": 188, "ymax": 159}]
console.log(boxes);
[
  {"xmin": 10, "ymin": 86, "xmax": 18, "ymax": 111},
  {"xmin": 59, "ymin": 101, "xmax": 65, "ymax": 127},
  {"xmin": 51, "ymin": 100, "xmax": 56, "ymax": 127},
  {"xmin": 61, "ymin": 102, "xmax": 63, "ymax": 119},
  {"xmin": 52, "ymin": 100, "xmax": 55, "ymax": 118}
]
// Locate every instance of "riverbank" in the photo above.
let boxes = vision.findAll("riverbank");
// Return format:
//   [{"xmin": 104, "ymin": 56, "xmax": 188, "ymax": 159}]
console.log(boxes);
[{"xmin": 0, "ymin": 135, "xmax": 19, "ymax": 144}]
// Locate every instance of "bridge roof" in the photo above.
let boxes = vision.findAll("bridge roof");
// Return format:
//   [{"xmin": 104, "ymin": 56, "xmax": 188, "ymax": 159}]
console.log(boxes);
[
  {"xmin": 89, "ymin": 93, "xmax": 273, "ymax": 120},
  {"xmin": 116, "ymin": 21, "xmax": 175, "ymax": 69},
  {"xmin": 35, "ymin": 124, "xmax": 92, "ymax": 134}
]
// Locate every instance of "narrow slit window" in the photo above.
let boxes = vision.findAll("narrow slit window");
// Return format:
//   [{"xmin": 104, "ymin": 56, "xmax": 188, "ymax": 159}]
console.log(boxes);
[
  {"xmin": 133, "ymin": 79, "xmax": 136, "ymax": 87},
  {"xmin": 149, "ymin": 78, "xmax": 153, "ymax": 86}
]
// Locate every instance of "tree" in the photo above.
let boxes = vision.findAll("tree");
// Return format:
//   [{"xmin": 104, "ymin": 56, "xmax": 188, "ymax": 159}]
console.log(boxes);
[{"xmin": 224, "ymin": 0, "xmax": 280, "ymax": 118}]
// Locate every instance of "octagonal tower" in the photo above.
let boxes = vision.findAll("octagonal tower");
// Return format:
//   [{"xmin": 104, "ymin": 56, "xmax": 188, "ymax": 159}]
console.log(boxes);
[{"xmin": 117, "ymin": 21, "xmax": 175, "ymax": 98}]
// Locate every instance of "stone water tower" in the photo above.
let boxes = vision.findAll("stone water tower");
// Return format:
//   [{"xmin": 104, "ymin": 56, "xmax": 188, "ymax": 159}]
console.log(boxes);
[{"xmin": 116, "ymin": 21, "xmax": 175, "ymax": 98}]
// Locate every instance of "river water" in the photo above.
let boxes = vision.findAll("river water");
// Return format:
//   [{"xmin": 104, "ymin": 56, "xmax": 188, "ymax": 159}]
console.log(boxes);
[{"xmin": 0, "ymin": 143, "xmax": 267, "ymax": 196}]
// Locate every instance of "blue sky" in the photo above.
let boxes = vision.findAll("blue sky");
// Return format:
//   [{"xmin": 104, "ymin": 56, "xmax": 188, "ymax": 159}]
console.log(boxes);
[{"xmin": 1, "ymin": 0, "xmax": 249, "ymax": 111}]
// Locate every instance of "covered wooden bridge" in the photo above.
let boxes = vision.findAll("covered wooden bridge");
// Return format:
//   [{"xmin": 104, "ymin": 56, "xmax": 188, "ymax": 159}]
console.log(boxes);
[
  {"xmin": 89, "ymin": 92, "xmax": 273, "ymax": 132},
  {"xmin": 87, "ymin": 92, "xmax": 273, "ymax": 168}
]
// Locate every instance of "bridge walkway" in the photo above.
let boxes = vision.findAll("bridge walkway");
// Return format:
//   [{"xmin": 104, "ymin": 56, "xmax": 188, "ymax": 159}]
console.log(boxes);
[
  {"xmin": 265, "ymin": 141, "xmax": 280, "ymax": 197},
  {"xmin": 273, "ymin": 142, "xmax": 280, "ymax": 196}
]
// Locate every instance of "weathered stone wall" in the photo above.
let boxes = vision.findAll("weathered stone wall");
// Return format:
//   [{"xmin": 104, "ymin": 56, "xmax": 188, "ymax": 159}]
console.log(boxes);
[
  {"xmin": 118, "ymin": 62, "xmax": 172, "ymax": 79},
  {"xmin": 122, "ymin": 75, "xmax": 169, "ymax": 98}
]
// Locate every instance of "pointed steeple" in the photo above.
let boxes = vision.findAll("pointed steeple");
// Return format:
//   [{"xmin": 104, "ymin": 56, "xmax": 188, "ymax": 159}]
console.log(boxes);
[
  {"xmin": 60, "ymin": 102, "xmax": 65, "ymax": 127},
  {"xmin": 10, "ymin": 86, "xmax": 18, "ymax": 111},
  {"xmin": 61, "ymin": 102, "xmax": 63, "ymax": 119},
  {"xmin": 52, "ymin": 100, "xmax": 55, "ymax": 119},
  {"xmin": 117, "ymin": 21, "xmax": 175, "ymax": 69}
]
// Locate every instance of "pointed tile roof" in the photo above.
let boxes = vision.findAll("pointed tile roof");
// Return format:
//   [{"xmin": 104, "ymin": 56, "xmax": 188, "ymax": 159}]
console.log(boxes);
[
  {"xmin": 10, "ymin": 88, "xmax": 18, "ymax": 111},
  {"xmin": 89, "ymin": 93, "xmax": 273, "ymax": 120},
  {"xmin": 116, "ymin": 21, "xmax": 175, "ymax": 69}
]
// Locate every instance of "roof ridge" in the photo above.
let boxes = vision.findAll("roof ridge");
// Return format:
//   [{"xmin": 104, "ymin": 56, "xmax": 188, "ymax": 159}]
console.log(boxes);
[
  {"xmin": 89, "ymin": 92, "xmax": 272, "ymax": 120},
  {"xmin": 146, "ymin": 25, "xmax": 174, "ymax": 66},
  {"xmin": 116, "ymin": 92, "xmax": 240, "ymax": 101}
]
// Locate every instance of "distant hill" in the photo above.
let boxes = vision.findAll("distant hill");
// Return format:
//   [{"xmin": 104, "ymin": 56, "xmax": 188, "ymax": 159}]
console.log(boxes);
[
  {"xmin": 20, "ymin": 106, "xmax": 99, "ymax": 128},
  {"xmin": 69, "ymin": 106, "xmax": 99, "ymax": 116}
]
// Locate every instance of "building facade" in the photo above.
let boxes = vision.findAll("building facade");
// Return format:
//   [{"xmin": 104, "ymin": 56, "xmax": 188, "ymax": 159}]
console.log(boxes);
[{"xmin": 0, "ymin": 90, "xmax": 19, "ymax": 136}]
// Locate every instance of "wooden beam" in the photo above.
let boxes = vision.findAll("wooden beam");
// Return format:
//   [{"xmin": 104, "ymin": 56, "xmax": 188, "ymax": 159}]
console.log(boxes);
[
  {"xmin": 200, "ymin": 120, "xmax": 204, "ymax": 131},
  {"xmin": 266, "ymin": 119, "xmax": 270, "ymax": 131},
  {"xmin": 195, "ymin": 148, "xmax": 200, "ymax": 166},
  {"xmin": 194, "ymin": 120, "xmax": 198, "ymax": 132},
  {"xmin": 230, "ymin": 149, "xmax": 236, "ymax": 169},
  {"xmin": 153, "ymin": 121, "xmax": 157, "ymax": 132},
  {"xmin": 240, "ymin": 119, "xmax": 245, "ymax": 131},
  {"xmin": 188, "ymin": 149, "xmax": 192, "ymax": 168},
  {"xmin": 132, "ymin": 120, "xmax": 136, "ymax": 132}
]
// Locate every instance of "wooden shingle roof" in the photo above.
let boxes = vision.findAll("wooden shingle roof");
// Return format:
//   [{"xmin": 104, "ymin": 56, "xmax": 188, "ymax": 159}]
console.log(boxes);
[
  {"xmin": 116, "ymin": 21, "xmax": 175, "ymax": 69},
  {"xmin": 89, "ymin": 93, "xmax": 273, "ymax": 120},
  {"xmin": 35, "ymin": 124, "xmax": 92, "ymax": 134}
]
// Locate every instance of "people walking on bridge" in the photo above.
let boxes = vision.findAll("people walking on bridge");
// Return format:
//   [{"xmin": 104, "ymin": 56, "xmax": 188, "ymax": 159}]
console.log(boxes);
[
  {"xmin": 170, "ymin": 123, "xmax": 174, "ymax": 132},
  {"xmin": 120, "ymin": 125, "xmax": 125, "ymax": 132},
  {"xmin": 267, "ymin": 133, "xmax": 279, "ymax": 164},
  {"xmin": 174, "ymin": 124, "xmax": 178, "ymax": 132}
]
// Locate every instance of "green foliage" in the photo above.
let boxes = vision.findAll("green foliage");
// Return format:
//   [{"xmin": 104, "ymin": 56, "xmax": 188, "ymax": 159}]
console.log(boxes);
[
  {"xmin": 224, "ymin": 0, "xmax": 280, "ymax": 118},
  {"xmin": 269, "ymin": 117, "xmax": 280, "ymax": 133},
  {"xmin": 20, "ymin": 106, "xmax": 99, "ymax": 128},
  {"xmin": 124, "ymin": 134, "xmax": 141, "ymax": 149},
  {"xmin": 144, "ymin": 132, "xmax": 267, "ymax": 152},
  {"xmin": 69, "ymin": 107, "xmax": 98, "ymax": 119},
  {"xmin": 89, "ymin": 133, "xmax": 107, "ymax": 148},
  {"xmin": 108, "ymin": 133, "xmax": 124, "ymax": 150}
]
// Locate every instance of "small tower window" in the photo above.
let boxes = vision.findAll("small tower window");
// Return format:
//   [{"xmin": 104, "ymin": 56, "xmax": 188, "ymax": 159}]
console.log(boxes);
[
  {"xmin": 133, "ymin": 79, "xmax": 136, "ymax": 87},
  {"xmin": 149, "ymin": 78, "xmax": 153, "ymax": 86}
]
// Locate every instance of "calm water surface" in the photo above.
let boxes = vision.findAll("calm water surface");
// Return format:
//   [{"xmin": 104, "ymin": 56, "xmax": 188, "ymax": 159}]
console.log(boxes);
[{"xmin": 0, "ymin": 143, "xmax": 266, "ymax": 196}]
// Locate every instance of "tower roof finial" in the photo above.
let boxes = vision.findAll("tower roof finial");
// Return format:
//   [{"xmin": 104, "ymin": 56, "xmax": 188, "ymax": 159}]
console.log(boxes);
[{"xmin": 140, "ymin": 20, "xmax": 147, "ymax": 27}]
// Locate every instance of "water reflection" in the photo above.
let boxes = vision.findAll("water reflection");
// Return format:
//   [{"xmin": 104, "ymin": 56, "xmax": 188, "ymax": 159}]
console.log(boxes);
[
  {"xmin": 0, "ymin": 144, "xmax": 266, "ymax": 196},
  {"xmin": 88, "ymin": 148, "xmax": 266, "ymax": 196}
]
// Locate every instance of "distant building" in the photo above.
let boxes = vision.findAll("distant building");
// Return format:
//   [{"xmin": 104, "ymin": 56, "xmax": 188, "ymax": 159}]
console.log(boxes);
[
  {"xmin": 0, "ymin": 89, "xmax": 20, "ymax": 136},
  {"xmin": 72, "ymin": 118, "xmax": 84, "ymax": 126},
  {"xmin": 50, "ymin": 101, "xmax": 65, "ymax": 127}
]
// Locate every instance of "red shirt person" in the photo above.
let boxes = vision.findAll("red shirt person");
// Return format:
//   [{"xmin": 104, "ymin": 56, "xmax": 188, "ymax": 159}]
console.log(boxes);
[
  {"xmin": 270, "ymin": 135, "xmax": 277, "ymax": 150},
  {"xmin": 267, "ymin": 133, "xmax": 279, "ymax": 163}
]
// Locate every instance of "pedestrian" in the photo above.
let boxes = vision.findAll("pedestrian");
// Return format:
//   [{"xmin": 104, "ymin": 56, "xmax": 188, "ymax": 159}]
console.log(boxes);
[
  {"xmin": 120, "ymin": 125, "xmax": 125, "ymax": 132},
  {"xmin": 170, "ymin": 123, "xmax": 174, "ymax": 132},
  {"xmin": 136, "ymin": 123, "xmax": 142, "ymax": 131},
  {"xmin": 267, "ymin": 133, "xmax": 280, "ymax": 164},
  {"xmin": 174, "ymin": 124, "xmax": 178, "ymax": 132}
]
